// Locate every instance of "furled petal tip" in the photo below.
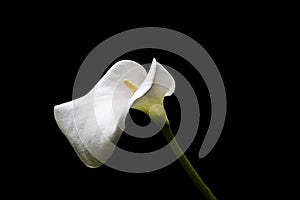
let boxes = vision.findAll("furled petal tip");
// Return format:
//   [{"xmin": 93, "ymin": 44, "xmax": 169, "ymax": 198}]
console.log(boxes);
[{"xmin": 54, "ymin": 58, "xmax": 175, "ymax": 167}]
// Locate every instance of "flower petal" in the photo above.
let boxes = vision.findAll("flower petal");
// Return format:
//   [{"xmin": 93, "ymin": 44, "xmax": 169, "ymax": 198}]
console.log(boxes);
[
  {"xmin": 54, "ymin": 102, "xmax": 101, "ymax": 168},
  {"xmin": 54, "ymin": 60, "xmax": 147, "ymax": 167},
  {"xmin": 130, "ymin": 58, "xmax": 176, "ymax": 111}
]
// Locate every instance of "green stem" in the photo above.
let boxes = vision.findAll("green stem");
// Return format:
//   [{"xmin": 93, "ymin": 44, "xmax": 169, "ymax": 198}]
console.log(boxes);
[{"xmin": 161, "ymin": 121, "xmax": 217, "ymax": 200}]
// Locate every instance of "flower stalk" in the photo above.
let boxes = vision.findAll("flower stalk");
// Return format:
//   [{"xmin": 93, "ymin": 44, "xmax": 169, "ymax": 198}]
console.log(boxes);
[
  {"xmin": 161, "ymin": 122, "xmax": 217, "ymax": 200},
  {"xmin": 148, "ymin": 105, "xmax": 217, "ymax": 200}
]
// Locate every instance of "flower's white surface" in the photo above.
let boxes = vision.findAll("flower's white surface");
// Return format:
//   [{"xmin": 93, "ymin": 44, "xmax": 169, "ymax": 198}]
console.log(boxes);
[{"xmin": 54, "ymin": 58, "xmax": 175, "ymax": 168}]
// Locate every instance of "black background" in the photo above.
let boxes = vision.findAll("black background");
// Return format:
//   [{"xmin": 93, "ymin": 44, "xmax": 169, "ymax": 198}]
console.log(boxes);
[
  {"xmin": 45, "ymin": 24, "xmax": 227, "ymax": 199},
  {"xmin": 4, "ymin": 13, "xmax": 272, "ymax": 199}
]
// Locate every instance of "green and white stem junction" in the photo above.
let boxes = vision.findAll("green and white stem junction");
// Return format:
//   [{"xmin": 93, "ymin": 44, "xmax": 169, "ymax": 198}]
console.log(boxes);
[{"xmin": 125, "ymin": 78, "xmax": 217, "ymax": 200}]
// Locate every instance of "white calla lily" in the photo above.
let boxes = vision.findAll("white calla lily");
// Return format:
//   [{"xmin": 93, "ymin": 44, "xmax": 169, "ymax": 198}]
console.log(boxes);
[
  {"xmin": 54, "ymin": 58, "xmax": 219, "ymax": 200},
  {"xmin": 54, "ymin": 58, "xmax": 175, "ymax": 168}
]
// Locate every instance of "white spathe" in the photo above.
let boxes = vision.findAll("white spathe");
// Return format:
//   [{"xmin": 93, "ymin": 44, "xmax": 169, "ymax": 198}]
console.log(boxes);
[{"xmin": 54, "ymin": 58, "xmax": 175, "ymax": 168}]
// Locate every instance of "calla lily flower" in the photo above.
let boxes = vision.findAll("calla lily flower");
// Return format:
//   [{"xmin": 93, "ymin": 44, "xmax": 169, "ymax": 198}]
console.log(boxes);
[
  {"xmin": 54, "ymin": 58, "xmax": 218, "ymax": 200},
  {"xmin": 54, "ymin": 58, "xmax": 175, "ymax": 168}
]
